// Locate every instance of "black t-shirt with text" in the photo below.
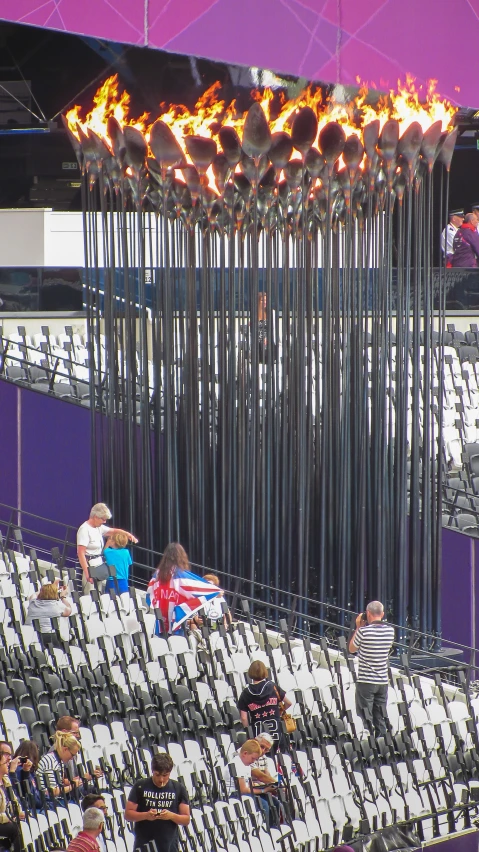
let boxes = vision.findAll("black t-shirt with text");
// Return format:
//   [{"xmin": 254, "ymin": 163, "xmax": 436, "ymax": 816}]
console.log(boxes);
[
  {"xmin": 238, "ymin": 679, "xmax": 286, "ymax": 741},
  {"xmin": 128, "ymin": 777, "xmax": 189, "ymax": 851}
]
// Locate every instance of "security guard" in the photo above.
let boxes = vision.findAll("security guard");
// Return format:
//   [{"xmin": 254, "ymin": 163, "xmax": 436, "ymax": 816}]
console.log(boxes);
[{"xmin": 441, "ymin": 208, "xmax": 464, "ymax": 264}]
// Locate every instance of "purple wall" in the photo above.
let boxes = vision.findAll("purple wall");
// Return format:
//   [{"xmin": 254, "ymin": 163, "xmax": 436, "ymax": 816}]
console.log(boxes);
[
  {"xmin": 442, "ymin": 526, "xmax": 479, "ymax": 664},
  {"xmin": 0, "ymin": 381, "xmax": 18, "ymax": 511},
  {"xmin": 442, "ymin": 527, "xmax": 475, "ymax": 649},
  {"xmin": 0, "ymin": 379, "xmax": 92, "ymax": 536},
  {"xmin": 426, "ymin": 830, "xmax": 478, "ymax": 852},
  {"xmin": 0, "ymin": 0, "xmax": 476, "ymax": 107}
]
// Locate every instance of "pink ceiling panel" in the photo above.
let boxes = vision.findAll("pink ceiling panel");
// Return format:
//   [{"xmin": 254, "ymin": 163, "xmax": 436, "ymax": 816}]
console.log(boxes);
[
  {"xmin": 0, "ymin": 0, "xmax": 477, "ymax": 107},
  {"xmin": 0, "ymin": 0, "xmax": 145, "ymax": 45}
]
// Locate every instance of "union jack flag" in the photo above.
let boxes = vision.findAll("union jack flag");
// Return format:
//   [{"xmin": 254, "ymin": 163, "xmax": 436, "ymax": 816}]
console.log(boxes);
[{"xmin": 147, "ymin": 568, "xmax": 222, "ymax": 633}]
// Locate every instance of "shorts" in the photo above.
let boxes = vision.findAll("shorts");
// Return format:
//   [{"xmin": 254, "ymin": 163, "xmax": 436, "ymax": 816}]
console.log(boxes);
[{"xmin": 106, "ymin": 577, "xmax": 129, "ymax": 594}]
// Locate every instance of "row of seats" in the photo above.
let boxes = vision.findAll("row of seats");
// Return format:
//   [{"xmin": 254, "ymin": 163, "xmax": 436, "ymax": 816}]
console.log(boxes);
[
  {"xmin": 0, "ymin": 523, "xmax": 479, "ymax": 852},
  {"xmin": 4, "ymin": 321, "xmax": 479, "ymax": 537}
]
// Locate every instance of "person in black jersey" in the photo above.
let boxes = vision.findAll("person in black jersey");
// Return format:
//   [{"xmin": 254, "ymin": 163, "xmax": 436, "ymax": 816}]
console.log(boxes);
[
  {"xmin": 349, "ymin": 600, "xmax": 395, "ymax": 737},
  {"xmin": 125, "ymin": 753, "xmax": 190, "ymax": 852},
  {"xmin": 238, "ymin": 660, "xmax": 292, "ymax": 749}
]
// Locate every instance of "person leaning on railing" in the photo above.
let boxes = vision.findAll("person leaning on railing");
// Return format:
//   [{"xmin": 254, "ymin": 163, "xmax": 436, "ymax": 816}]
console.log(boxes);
[{"xmin": 76, "ymin": 503, "xmax": 137, "ymax": 595}]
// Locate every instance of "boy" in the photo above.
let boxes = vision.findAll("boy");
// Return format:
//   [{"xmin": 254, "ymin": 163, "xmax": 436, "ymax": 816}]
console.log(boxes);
[{"xmin": 103, "ymin": 532, "xmax": 132, "ymax": 595}]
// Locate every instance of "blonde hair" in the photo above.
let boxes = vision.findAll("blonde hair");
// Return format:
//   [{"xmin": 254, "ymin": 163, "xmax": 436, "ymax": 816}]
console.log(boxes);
[
  {"xmin": 54, "ymin": 731, "xmax": 81, "ymax": 755},
  {"xmin": 37, "ymin": 584, "xmax": 59, "ymax": 601},
  {"xmin": 240, "ymin": 739, "xmax": 262, "ymax": 756},
  {"xmin": 203, "ymin": 574, "xmax": 220, "ymax": 586},
  {"xmin": 112, "ymin": 532, "xmax": 128, "ymax": 548}
]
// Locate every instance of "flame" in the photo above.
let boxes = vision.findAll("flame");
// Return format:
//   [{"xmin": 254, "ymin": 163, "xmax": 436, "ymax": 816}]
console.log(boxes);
[{"xmin": 65, "ymin": 73, "xmax": 457, "ymax": 191}]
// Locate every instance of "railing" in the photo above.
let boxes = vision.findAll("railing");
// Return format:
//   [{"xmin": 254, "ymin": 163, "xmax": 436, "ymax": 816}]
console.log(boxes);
[
  {"xmin": 0, "ymin": 501, "xmax": 477, "ymax": 687},
  {"xmin": 0, "ymin": 333, "xmax": 98, "ymax": 407}
]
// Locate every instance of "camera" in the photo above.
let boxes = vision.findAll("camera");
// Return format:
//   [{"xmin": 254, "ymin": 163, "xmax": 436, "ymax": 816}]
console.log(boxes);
[{"xmin": 19, "ymin": 757, "xmax": 28, "ymax": 764}]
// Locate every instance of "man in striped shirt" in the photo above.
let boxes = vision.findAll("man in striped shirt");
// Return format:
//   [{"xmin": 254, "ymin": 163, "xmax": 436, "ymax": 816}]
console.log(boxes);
[
  {"xmin": 349, "ymin": 600, "xmax": 395, "ymax": 737},
  {"xmin": 67, "ymin": 808, "xmax": 104, "ymax": 852}
]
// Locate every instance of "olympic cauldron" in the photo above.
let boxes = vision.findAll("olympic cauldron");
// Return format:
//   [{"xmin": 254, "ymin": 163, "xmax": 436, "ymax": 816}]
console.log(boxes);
[{"xmin": 64, "ymin": 76, "xmax": 458, "ymax": 636}]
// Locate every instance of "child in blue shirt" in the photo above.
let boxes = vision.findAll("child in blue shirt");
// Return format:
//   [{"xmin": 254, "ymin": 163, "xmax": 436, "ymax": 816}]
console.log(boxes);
[{"xmin": 103, "ymin": 531, "xmax": 132, "ymax": 594}]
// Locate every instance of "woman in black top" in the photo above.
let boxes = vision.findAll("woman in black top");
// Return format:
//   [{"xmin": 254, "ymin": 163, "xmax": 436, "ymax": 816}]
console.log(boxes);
[{"xmin": 238, "ymin": 660, "xmax": 292, "ymax": 750}]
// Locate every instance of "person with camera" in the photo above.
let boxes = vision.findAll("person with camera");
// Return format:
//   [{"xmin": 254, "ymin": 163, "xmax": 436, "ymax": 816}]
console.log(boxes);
[
  {"xmin": 10, "ymin": 741, "xmax": 42, "ymax": 813},
  {"xmin": 349, "ymin": 601, "xmax": 395, "ymax": 738}
]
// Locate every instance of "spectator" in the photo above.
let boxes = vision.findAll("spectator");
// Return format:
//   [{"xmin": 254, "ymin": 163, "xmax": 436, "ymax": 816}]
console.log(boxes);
[
  {"xmin": 0, "ymin": 741, "xmax": 24, "ymax": 852},
  {"xmin": 218, "ymin": 739, "xmax": 261, "ymax": 795},
  {"xmin": 10, "ymin": 741, "xmax": 41, "ymax": 812},
  {"xmin": 81, "ymin": 795, "xmax": 108, "ymax": 852},
  {"xmin": 349, "ymin": 600, "xmax": 395, "ymax": 737},
  {"xmin": 26, "ymin": 583, "xmax": 72, "ymax": 646},
  {"xmin": 251, "ymin": 733, "xmax": 282, "ymax": 828},
  {"xmin": 77, "ymin": 503, "xmax": 137, "ymax": 595},
  {"xmin": 37, "ymin": 732, "xmax": 82, "ymax": 801},
  {"xmin": 125, "ymin": 753, "xmax": 190, "ymax": 852},
  {"xmin": 451, "ymin": 213, "xmax": 479, "ymax": 268},
  {"xmin": 147, "ymin": 543, "xmax": 190, "ymax": 635},
  {"xmin": 66, "ymin": 807, "xmax": 104, "ymax": 852},
  {"xmin": 147, "ymin": 543, "xmax": 221, "ymax": 636},
  {"xmin": 55, "ymin": 718, "xmax": 102, "ymax": 784},
  {"xmin": 81, "ymin": 794, "xmax": 107, "ymax": 813},
  {"xmin": 201, "ymin": 574, "xmax": 232, "ymax": 627},
  {"xmin": 216, "ymin": 739, "xmax": 271, "ymax": 826},
  {"xmin": 238, "ymin": 660, "xmax": 292, "ymax": 747},
  {"xmin": 56, "ymin": 716, "xmax": 82, "ymax": 741},
  {"xmin": 103, "ymin": 532, "xmax": 132, "ymax": 596},
  {"xmin": 251, "ymin": 734, "xmax": 277, "ymax": 787}
]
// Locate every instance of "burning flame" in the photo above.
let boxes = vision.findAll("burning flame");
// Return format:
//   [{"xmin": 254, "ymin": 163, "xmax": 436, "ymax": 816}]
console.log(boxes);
[{"xmin": 66, "ymin": 73, "xmax": 457, "ymax": 191}]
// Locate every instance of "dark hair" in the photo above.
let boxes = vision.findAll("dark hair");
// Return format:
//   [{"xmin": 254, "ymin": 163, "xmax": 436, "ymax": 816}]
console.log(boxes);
[
  {"xmin": 13, "ymin": 740, "xmax": 39, "ymax": 770},
  {"xmin": 81, "ymin": 793, "xmax": 105, "ymax": 812},
  {"xmin": 56, "ymin": 716, "xmax": 78, "ymax": 732},
  {"xmin": 0, "ymin": 741, "xmax": 11, "ymax": 757},
  {"xmin": 155, "ymin": 543, "xmax": 189, "ymax": 583},
  {"xmin": 151, "ymin": 753, "xmax": 174, "ymax": 774},
  {"xmin": 248, "ymin": 660, "xmax": 268, "ymax": 681}
]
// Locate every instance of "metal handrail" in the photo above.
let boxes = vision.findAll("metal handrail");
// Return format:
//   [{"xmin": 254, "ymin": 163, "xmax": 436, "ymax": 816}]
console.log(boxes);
[{"xmin": 0, "ymin": 500, "xmax": 477, "ymax": 682}]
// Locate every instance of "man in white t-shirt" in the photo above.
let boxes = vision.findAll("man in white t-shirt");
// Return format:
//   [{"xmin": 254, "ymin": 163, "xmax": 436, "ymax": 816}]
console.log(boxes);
[
  {"xmin": 77, "ymin": 503, "xmax": 138, "ymax": 594},
  {"xmin": 216, "ymin": 740, "xmax": 261, "ymax": 795},
  {"xmin": 215, "ymin": 740, "xmax": 270, "ymax": 825}
]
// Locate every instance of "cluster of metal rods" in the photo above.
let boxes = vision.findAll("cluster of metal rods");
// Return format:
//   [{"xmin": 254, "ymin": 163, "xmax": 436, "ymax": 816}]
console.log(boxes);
[{"xmin": 65, "ymin": 100, "xmax": 458, "ymax": 635}]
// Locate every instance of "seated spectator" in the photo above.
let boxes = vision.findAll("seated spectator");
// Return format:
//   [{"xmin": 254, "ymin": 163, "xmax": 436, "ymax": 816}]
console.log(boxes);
[
  {"xmin": 238, "ymin": 660, "xmax": 292, "ymax": 748},
  {"xmin": 37, "ymin": 732, "xmax": 82, "ymax": 801},
  {"xmin": 56, "ymin": 716, "xmax": 82, "ymax": 742},
  {"xmin": 10, "ymin": 741, "xmax": 41, "ymax": 812},
  {"xmin": 55, "ymin": 717, "xmax": 102, "ymax": 784},
  {"xmin": 81, "ymin": 795, "xmax": 108, "ymax": 852},
  {"xmin": 251, "ymin": 734, "xmax": 277, "ymax": 787},
  {"xmin": 0, "ymin": 741, "xmax": 24, "ymax": 852},
  {"xmin": 251, "ymin": 734, "xmax": 282, "ymax": 828},
  {"xmin": 103, "ymin": 532, "xmax": 132, "ymax": 595},
  {"xmin": 216, "ymin": 740, "xmax": 271, "ymax": 826},
  {"xmin": 81, "ymin": 794, "xmax": 107, "ymax": 813},
  {"xmin": 26, "ymin": 583, "xmax": 72, "ymax": 645},
  {"xmin": 66, "ymin": 807, "xmax": 105, "ymax": 852},
  {"xmin": 77, "ymin": 503, "xmax": 137, "ymax": 595}
]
